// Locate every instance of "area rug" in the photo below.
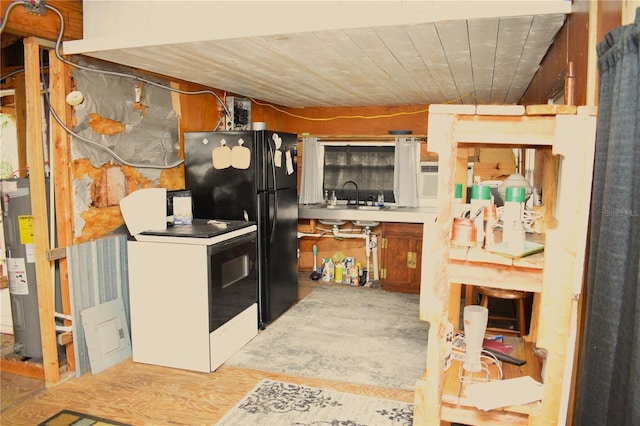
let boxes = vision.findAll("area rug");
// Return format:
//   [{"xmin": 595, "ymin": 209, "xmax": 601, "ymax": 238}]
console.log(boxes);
[
  {"xmin": 38, "ymin": 409, "xmax": 130, "ymax": 426},
  {"xmin": 215, "ymin": 379, "xmax": 413, "ymax": 426},
  {"xmin": 226, "ymin": 285, "xmax": 429, "ymax": 390}
]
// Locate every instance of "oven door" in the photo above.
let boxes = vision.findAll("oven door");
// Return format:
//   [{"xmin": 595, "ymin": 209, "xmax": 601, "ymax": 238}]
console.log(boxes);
[{"xmin": 208, "ymin": 231, "xmax": 257, "ymax": 331}]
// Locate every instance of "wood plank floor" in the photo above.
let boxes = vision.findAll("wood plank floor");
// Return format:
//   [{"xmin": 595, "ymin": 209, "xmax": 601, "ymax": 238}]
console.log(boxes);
[{"xmin": 1, "ymin": 273, "xmax": 415, "ymax": 425}]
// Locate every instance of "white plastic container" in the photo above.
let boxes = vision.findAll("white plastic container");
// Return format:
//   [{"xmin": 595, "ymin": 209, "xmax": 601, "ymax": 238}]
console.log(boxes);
[
  {"xmin": 470, "ymin": 184, "xmax": 491, "ymax": 244},
  {"xmin": 322, "ymin": 258, "xmax": 334, "ymax": 282},
  {"xmin": 503, "ymin": 186, "xmax": 526, "ymax": 253}
]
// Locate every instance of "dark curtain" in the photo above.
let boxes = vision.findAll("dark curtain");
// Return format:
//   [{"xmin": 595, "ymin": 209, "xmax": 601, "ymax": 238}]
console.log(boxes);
[{"xmin": 575, "ymin": 9, "xmax": 640, "ymax": 426}]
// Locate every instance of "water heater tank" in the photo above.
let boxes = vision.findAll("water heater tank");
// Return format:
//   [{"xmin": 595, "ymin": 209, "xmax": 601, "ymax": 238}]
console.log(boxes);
[{"xmin": 1, "ymin": 178, "xmax": 43, "ymax": 359}]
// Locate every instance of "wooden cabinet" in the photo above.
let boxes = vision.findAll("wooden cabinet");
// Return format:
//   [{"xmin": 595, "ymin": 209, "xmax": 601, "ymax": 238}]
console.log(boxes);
[
  {"xmin": 413, "ymin": 104, "xmax": 597, "ymax": 425},
  {"xmin": 380, "ymin": 222, "xmax": 422, "ymax": 294}
]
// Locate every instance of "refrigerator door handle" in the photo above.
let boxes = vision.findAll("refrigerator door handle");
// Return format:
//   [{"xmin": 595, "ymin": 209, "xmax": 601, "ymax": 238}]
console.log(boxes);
[
  {"xmin": 270, "ymin": 193, "xmax": 278, "ymax": 244},
  {"xmin": 267, "ymin": 136, "xmax": 278, "ymax": 243}
]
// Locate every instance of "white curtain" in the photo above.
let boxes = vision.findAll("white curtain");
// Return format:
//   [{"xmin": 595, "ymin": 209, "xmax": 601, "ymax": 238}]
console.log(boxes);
[
  {"xmin": 393, "ymin": 137, "xmax": 420, "ymax": 207},
  {"xmin": 299, "ymin": 137, "xmax": 324, "ymax": 204}
]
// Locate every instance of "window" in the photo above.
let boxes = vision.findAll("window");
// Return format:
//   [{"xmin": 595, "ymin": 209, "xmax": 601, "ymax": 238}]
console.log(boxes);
[{"xmin": 323, "ymin": 145, "xmax": 395, "ymax": 204}]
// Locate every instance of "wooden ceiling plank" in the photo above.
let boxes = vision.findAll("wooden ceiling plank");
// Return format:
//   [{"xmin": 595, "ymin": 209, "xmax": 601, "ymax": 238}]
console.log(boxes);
[
  {"xmin": 249, "ymin": 32, "xmax": 388, "ymax": 105},
  {"xmin": 168, "ymin": 42, "xmax": 329, "ymax": 107},
  {"xmin": 407, "ymin": 23, "xmax": 460, "ymax": 104},
  {"xmin": 313, "ymin": 30, "xmax": 403, "ymax": 103},
  {"xmin": 342, "ymin": 27, "xmax": 414, "ymax": 105},
  {"xmin": 468, "ymin": 18, "xmax": 499, "ymax": 104},
  {"xmin": 505, "ymin": 14, "xmax": 566, "ymax": 103},
  {"xmin": 492, "ymin": 15, "xmax": 534, "ymax": 103},
  {"xmin": 374, "ymin": 25, "xmax": 438, "ymax": 104},
  {"xmin": 435, "ymin": 20, "xmax": 475, "ymax": 104},
  {"xmin": 210, "ymin": 37, "xmax": 368, "ymax": 106}
]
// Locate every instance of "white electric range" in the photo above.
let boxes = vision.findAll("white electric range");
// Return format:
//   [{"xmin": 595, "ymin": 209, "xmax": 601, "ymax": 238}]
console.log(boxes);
[{"xmin": 127, "ymin": 219, "xmax": 258, "ymax": 372}]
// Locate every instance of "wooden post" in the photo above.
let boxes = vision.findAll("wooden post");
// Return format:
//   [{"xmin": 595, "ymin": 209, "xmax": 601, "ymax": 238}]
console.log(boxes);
[
  {"xmin": 13, "ymin": 72, "xmax": 28, "ymax": 177},
  {"xmin": 48, "ymin": 48, "xmax": 76, "ymax": 372},
  {"xmin": 24, "ymin": 37, "xmax": 59, "ymax": 385},
  {"xmin": 415, "ymin": 109, "xmax": 461, "ymax": 425}
]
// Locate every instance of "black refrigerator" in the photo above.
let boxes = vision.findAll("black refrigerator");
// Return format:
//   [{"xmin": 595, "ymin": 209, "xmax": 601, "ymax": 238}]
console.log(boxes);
[{"xmin": 184, "ymin": 130, "xmax": 298, "ymax": 328}]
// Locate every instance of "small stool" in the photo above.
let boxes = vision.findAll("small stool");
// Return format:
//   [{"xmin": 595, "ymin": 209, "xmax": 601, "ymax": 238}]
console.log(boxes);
[{"xmin": 476, "ymin": 287, "xmax": 529, "ymax": 337}]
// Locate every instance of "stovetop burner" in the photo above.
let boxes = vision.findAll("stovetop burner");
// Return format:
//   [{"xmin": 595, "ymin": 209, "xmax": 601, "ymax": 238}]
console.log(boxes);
[
  {"xmin": 136, "ymin": 219, "xmax": 256, "ymax": 245},
  {"xmin": 141, "ymin": 219, "xmax": 254, "ymax": 239}
]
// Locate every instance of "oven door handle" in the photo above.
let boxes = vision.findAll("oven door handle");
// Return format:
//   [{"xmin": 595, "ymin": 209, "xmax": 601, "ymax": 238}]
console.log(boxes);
[{"xmin": 207, "ymin": 231, "xmax": 256, "ymax": 255}]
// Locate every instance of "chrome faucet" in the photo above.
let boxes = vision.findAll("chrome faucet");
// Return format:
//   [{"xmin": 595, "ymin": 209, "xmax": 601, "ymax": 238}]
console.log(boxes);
[{"xmin": 341, "ymin": 180, "xmax": 359, "ymax": 206}]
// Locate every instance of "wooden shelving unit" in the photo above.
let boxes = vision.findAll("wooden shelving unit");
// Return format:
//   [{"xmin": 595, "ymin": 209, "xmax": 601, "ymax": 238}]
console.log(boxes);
[{"xmin": 413, "ymin": 104, "xmax": 597, "ymax": 425}]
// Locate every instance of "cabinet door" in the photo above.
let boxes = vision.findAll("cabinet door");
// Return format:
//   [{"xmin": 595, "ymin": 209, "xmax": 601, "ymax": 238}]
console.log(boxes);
[{"xmin": 381, "ymin": 223, "xmax": 422, "ymax": 294}]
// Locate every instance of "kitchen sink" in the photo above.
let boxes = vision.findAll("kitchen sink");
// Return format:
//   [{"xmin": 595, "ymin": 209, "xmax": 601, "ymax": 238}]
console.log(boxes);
[
  {"xmin": 357, "ymin": 205, "xmax": 387, "ymax": 210},
  {"xmin": 317, "ymin": 203, "xmax": 389, "ymax": 210}
]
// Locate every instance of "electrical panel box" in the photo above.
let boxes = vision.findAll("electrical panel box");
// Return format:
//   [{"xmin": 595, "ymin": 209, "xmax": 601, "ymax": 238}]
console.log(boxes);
[{"xmin": 225, "ymin": 96, "xmax": 251, "ymax": 131}]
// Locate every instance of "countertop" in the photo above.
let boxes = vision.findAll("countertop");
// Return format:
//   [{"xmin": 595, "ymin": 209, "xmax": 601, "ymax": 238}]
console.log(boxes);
[{"xmin": 298, "ymin": 203, "xmax": 436, "ymax": 224}]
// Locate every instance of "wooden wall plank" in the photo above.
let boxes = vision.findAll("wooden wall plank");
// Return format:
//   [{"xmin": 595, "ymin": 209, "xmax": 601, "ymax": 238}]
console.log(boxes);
[
  {"xmin": 281, "ymin": 104, "xmax": 429, "ymax": 136},
  {"xmin": 24, "ymin": 37, "xmax": 59, "ymax": 385}
]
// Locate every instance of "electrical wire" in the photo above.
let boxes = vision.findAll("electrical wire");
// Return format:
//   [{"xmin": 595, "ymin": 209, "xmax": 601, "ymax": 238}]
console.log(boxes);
[
  {"xmin": 0, "ymin": 66, "xmax": 37, "ymax": 82},
  {"xmin": 249, "ymin": 93, "xmax": 484, "ymax": 122},
  {"xmin": 1, "ymin": 0, "xmax": 231, "ymax": 169},
  {"xmin": 249, "ymin": 97, "xmax": 430, "ymax": 121},
  {"xmin": 0, "ymin": 0, "xmax": 21, "ymax": 33}
]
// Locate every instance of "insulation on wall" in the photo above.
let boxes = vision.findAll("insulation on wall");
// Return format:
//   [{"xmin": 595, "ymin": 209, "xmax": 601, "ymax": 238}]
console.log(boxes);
[
  {"xmin": 66, "ymin": 59, "xmax": 185, "ymax": 241},
  {"xmin": 69, "ymin": 61, "xmax": 180, "ymax": 174}
]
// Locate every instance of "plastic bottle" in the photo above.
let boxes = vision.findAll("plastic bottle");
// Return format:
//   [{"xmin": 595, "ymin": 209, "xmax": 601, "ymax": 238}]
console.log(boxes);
[
  {"xmin": 342, "ymin": 259, "xmax": 351, "ymax": 284},
  {"xmin": 335, "ymin": 261, "xmax": 343, "ymax": 283},
  {"xmin": 485, "ymin": 204, "xmax": 497, "ymax": 248},
  {"xmin": 349, "ymin": 261, "xmax": 359, "ymax": 285},
  {"xmin": 322, "ymin": 258, "xmax": 334, "ymax": 282},
  {"xmin": 503, "ymin": 186, "xmax": 526, "ymax": 254},
  {"xmin": 377, "ymin": 188, "xmax": 385, "ymax": 207},
  {"xmin": 454, "ymin": 183, "xmax": 463, "ymax": 204},
  {"xmin": 323, "ymin": 190, "xmax": 329, "ymax": 204},
  {"xmin": 470, "ymin": 184, "xmax": 491, "ymax": 244},
  {"xmin": 330, "ymin": 190, "xmax": 337, "ymax": 206},
  {"xmin": 321, "ymin": 259, "xmax": 330, "ymax": 282}
]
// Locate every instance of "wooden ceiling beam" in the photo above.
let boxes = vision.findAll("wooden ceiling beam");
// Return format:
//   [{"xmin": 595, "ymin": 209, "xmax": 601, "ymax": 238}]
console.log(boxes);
[{"xmin": 1, "ymin": 0, "xmax": 83, "ymax": 42}]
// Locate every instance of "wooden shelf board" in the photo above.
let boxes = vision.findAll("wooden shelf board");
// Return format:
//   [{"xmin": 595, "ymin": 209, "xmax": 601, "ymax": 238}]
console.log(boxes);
[
  {"xmin": 450, "ymin": 233, "xmax": 545, "ymax": 270},
  {"xmin": 1, "ymin": 356, "xmax": 45, "ymax": 380},
  {"xmin": 449, "ymin": 260, "xmax": 543, "ymax": 292},
  {"xmin": 467, "ymin": 246, "xmax": 513, "ymax": 266},
  {"xmin": 441, "ymin": 338, "xmax": 543, "ymax": 423},
  {"xmin": 441, "ymin": 402, "xmax": 531, "ymax": 425}
]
